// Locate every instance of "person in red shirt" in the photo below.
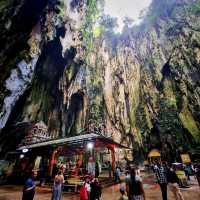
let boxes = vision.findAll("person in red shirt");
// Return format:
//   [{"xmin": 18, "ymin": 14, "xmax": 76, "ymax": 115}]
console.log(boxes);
[{"xmin": 80, "ymin": 182, "xmax": 88, "ymax": 200}]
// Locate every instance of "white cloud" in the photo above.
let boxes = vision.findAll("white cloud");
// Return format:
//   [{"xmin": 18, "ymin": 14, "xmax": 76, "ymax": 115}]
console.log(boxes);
[{"xmin": 104, "ymin": 0, "xmax": 152, "ymax": 32}]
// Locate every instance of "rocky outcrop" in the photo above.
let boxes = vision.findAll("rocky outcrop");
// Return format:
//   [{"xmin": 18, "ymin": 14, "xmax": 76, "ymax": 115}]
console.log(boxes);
[
  {"xmin": 0, "ymin": 0, "xmax": 88, "ymax": 155},
  {"xmin": 85, "ymin": 0, "xmax": 200, "ymax": 158},
  {"xmin": 0, "ymin": 0, "xmax": 200, "ymax": 159},
  {"xmin": 0, "ymin": 58, "xmax": 38, "ymax": 129}
]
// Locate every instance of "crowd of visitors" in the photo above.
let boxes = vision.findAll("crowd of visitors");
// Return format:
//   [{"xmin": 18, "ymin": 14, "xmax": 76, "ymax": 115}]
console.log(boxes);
[
  {"xmin": 80, "ymin": 177, "xmax": 102, "ymax": 200},
  {"xmin": 117, "ymin": 159, "xmax": 200, "ymax": 200},
  {"xmin": 153, "ymin": 159, "xmax": 184, "ymax": 200},
  {"xmin": 21, "ymin": 159, "xmax": 200, "ymax": 200}
]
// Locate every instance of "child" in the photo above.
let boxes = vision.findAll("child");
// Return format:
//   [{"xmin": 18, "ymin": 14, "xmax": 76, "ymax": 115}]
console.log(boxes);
[
  {"xmin": 80, "ymin": 182, "xmax": 88, "ymax": 200},
  {"xmin": 119, "ymin": 187, "xmax": 128, "ymax": 200}
]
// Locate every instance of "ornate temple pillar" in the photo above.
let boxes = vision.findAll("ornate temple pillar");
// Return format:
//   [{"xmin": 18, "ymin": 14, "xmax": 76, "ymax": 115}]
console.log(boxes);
[
  {"xmin": 78, "ymin": 151, "xmax": 83, "ymax": 167},
  {"xmin": 107, "ymin": 144, "xmax": 116, "ymax": 172},
  {"xmin": 76, "ymin": 151, "xmax": 83, "ymax": 176}
]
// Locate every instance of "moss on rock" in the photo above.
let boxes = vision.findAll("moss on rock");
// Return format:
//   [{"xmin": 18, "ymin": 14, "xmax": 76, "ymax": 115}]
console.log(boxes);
[{"xmin": 179, "ymin": 105, "xmax": 200, "ymax": 142}]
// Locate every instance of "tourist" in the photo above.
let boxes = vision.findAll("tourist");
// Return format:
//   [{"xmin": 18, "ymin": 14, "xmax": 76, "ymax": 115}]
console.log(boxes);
[
  {"xmin": 108, "ymin": 161, "xmax": 112, "ymax": 178},
  {"xmin": 154, "ymin": 159, "xmax": 168, "ymax": 200},
  {"xmin": 126, "ymin": 168, "xmax": 145, "ymax": 200},
  {"xmin": 194, "ymin": 164, "xmax": 200, "ymax": 187},
  {"xmin": 167, "ymin": 165, "xmax": 184, "ymax": 200},
  {"xmin": 125, "ymin": 169, "xmax": 131, "ymax": 184},
  {"xmin": 115, "ymin": 166, "xmax": 121, "ymax": 183},
  {"xmin": 183, "ymin": 164, "xmax": 190, "ymax": 181},
  {"xmin": 85, "ymin": 177, "xmax": 91, "ymax": 200},
  {"xmin": 80, "ymin": 182, "xmax": 89, "ymax": 200},
  {"xmin": 69, "ymin": 160, "xmax": 72, "ymax": 169},
  {"xmin": 99, "ymin": 162, "xmax": 102, "ymax": 174},
  {"xmin": 88, "ymin": 156, "xmax": 95, "ymax": 176},
  {"xmin": 90, "ymin": 178, "xmax": 102, "ymax": 200},
  {"xmin": 22, "ymin": 171, "xmax": 36, "ymax": 200},
  {"xmin": 39, "ymin": 159, "xmax": 45, "ymax": 186},
  {"xmin": 136, "ymin": 165, "xmax": 141, "ymax": 178},
  {"xmin": 51, "ymin": 170, "xmax": 64, "ymax": 200},
  {"xmin": 95, "ymin": 162, "xmax": 99, "ymax": 178},
  {"xmin": 52, "ymin": 163, "xmax": 58, "ymax": 179},
  {"xmin": 59, "ymin": 162, "xmax": 65, "ymax": 174},
  {"xmin": 118, "ymin": 187, "xmax": 128, "ymax": 200},
  {"xmin": 125, "ymin": 166, "xmax": 132, "ymax": 188}
]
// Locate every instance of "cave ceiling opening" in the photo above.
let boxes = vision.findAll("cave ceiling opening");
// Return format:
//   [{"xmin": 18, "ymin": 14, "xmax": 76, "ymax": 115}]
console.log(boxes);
[{"xmin": 104, "ymin": 0, "xmax": 152, "ymax": 32}]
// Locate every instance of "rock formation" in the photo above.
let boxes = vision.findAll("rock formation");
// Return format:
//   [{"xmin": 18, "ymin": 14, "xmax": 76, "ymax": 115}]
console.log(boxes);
[{"xmin": 0, "ymin": 0, "xmax": 199, "ymax": 160}]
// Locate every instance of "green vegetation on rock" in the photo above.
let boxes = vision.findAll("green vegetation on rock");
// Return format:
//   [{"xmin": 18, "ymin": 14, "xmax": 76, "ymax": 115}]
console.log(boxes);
[
  {"xmin": 57, "ymin": 0, "xmax": 65, "ymax": 18},
  {"xmin": 187, "ymin": 0, "xmax": 200, "ymax": 15},
  {"xmin": 81, "ymin": 0, "xmax": 101, "ymax": 52},
  {"xmin": 179, "ymin": 105, "xmax": 200, "ymax": 142}
]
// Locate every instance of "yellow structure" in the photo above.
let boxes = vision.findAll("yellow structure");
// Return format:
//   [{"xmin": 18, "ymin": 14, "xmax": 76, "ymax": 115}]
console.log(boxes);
[
  {"xmin": 180, "ymin": 154, "xmax": 191, "ymax": 164},
  {"xmin": 176, "ymin": 170, "xmax": 186, "ymax": 179},
  {"xmin": 148, "ymin": 149, "xmax": 161, "ymax": 158},
  {"xmin": 148, "ymin": 149, "xmax": 161, "ymax": 163}
]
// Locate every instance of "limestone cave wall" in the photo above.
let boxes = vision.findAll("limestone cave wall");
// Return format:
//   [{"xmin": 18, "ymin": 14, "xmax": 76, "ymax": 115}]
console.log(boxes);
[{"xmin": 0, "ymin": 0, "xmax": 200, "ymax": 159}]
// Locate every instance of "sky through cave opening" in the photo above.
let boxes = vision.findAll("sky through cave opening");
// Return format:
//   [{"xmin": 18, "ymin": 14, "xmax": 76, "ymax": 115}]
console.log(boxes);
[{"xmin": 104, "ymin": 0, "xmax": 152, "ymax": 32}]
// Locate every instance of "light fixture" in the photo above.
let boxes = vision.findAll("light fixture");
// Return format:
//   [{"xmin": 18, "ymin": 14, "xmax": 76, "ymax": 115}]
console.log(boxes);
[
  {"xmin": 22, "ymin": 148, "xmax": 29, "ymax": 153},
  {"xmin": 87, "ymin": 142, "xmax": 94, "ymax": 150},
  {"xmin": 20, "ymin": 154, "xmax": 24, "ymax": 159}
]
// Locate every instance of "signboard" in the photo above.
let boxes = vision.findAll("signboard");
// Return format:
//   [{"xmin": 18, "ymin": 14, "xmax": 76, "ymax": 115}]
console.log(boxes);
[{"xmin": 180, "ymin": 154, "xmax": 191, "ymax": 164}]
